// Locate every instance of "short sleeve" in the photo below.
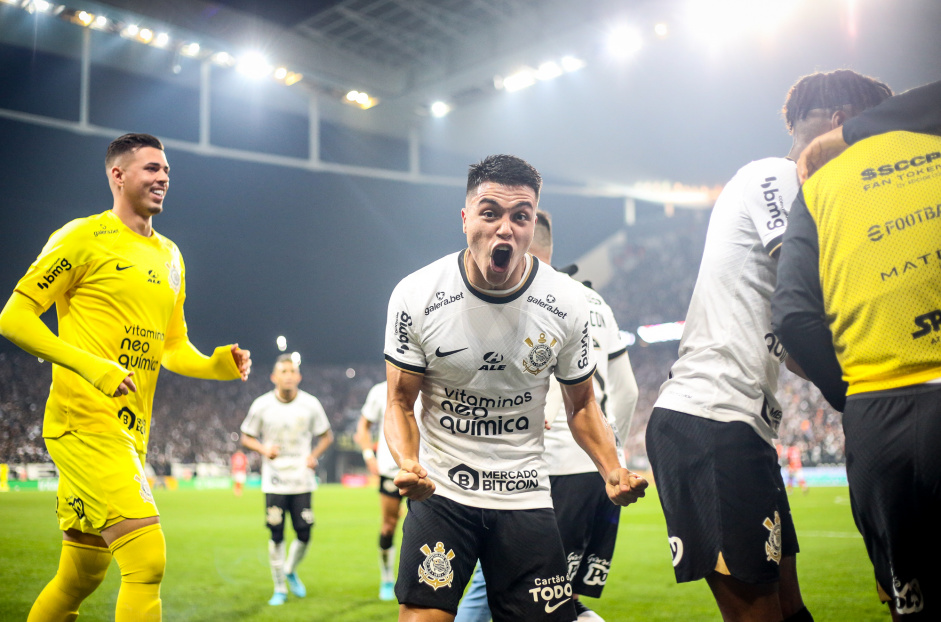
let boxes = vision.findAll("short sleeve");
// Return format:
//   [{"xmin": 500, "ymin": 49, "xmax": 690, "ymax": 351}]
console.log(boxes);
[
  {"xmin": 361, "ymin": 384, "xmax": 384, "ymax": 423},
  {"xmin": 741, "ymin": 160, "xmax": 800, "ymax": 257},
  {"xmin": 240, "ymin": 398, "xmax": 264, "ymax": 437},
  {"xmin": 554, "ymin": 284, "xmax": 597, "ymax": 385},
  {"xmin": 309, "ymin": 396, "xmax": 331, "ymax": 436},
  {"xmin": 383, "ymin": 279, "xmax": 426, "ymax": 374}
]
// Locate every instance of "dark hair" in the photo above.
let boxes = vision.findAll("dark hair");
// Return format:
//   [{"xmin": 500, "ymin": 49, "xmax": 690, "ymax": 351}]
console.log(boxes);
[
  {"xmin": 272, "ymin": 353, "xmax": 299, "ymax": 372},
  {"xmin": 466, "ymin": 154, "xmax": 542, "ymax": 200},
  {"xmin": 782, "ymin": 69, "xmax": 892, "ymax": 133},
  {"xmin": 533, "ymin": 209, "xmax": 552, "ymax": 252},
  {"xmin": 105, "ymin": 133, "xmax": 164, "ymax": 167}
]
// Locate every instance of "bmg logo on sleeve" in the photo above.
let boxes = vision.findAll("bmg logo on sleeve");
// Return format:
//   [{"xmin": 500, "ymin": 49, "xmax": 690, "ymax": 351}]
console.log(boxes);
[{"xmin": 447, "ymin": 464, "xmax": 479, "ymax": 491}]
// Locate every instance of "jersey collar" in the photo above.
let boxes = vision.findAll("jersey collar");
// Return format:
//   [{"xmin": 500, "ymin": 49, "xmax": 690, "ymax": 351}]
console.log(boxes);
[{"xmin": 458, "ymin": 249, "xmax": 540, "ymax": 304}]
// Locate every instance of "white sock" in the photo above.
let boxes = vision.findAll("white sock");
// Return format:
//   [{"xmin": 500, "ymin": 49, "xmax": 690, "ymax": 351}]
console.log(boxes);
[
  {"xmin": 285, "ymin": 540, "xmax": 309, "ymax": 576},
  {"xmin": 379, "ymin": 546, "xmax": 396, "ymax": 583},
  {"xmin": 269, "ymin": 540, "xmax": 287, "ymax": 593}
]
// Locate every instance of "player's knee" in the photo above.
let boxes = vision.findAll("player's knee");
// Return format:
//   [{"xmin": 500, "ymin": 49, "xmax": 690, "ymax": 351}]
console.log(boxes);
[
  {"xmin": 379, "ymin": 532, "xmax": 394, "ymax": 550},
  {"xmin": 268, "ymin": 524, "xmax": 285, "ymax": 543},
  {"xmin": 111, "ymin": 524, "xmax": 166, "ymax": 585},
  {"xmin": 294, "ymin": 525, "xmax": 311, "ymax": 543}
]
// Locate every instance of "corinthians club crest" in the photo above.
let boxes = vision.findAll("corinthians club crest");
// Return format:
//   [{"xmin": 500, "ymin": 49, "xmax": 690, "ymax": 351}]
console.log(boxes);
[
  {"xmin": 418, "ymin": 542, "xmax": 456, "ymax": 590},
  {"xmin": 522, "ymin": 332, "xmax": 557, "ymax": 375},
  {"xmin": 763, "ymin": 511, "xmax": 782, "ymax": 564}
]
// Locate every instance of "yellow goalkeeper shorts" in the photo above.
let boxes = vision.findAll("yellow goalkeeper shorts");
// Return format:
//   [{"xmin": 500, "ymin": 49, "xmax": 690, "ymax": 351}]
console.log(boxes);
[{"xmin": 46, "ymin": 430, "xmax": 159, "ymax": 534}]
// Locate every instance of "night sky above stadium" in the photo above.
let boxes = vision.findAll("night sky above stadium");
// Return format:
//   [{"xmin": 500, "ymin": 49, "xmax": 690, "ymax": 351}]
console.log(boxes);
[{"xmin": 0, "ymin": 0, "xmax": 939, "ymax": 365}]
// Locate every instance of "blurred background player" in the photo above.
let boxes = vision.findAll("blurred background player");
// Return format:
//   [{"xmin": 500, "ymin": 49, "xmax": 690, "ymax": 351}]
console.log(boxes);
[
  {"xmin": 785, "ymin": 446, "xmax": 807, "ymax": 495},
  {"xmin": 773, "ymin": 79, "xmax": 941, "ymax": 619},
  {"xmin": 455, "ymin": 210, "xmax": 639, "ymax": 622},
  {"xmin": 646, "ymin": 70, "xmax": 892, "ymax": 622},
  {"xmin": 231, "ymin": 449, "xmax": 248, "ymax": 497},
  {"xmin": 384, "ymin": 154, "xmax": 647, "ymax": 622},
  {"xmin": 240, "ymin": 354, "xmax": 334, "ymax": 606},
  {"xmin": 355, "ymin": 379, "xmax": 409, "ymax": 601},
  {"xmin": 0, "ymin": 132, "xmax": 252, "ymax": 622}
]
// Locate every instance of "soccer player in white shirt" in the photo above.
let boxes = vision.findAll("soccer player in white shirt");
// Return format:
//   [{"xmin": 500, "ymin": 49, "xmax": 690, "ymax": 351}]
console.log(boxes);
[
  {"xmin": 455, "ymin": 210, "xmax": 639, "ymax": 622},
  {"xmin": 646, "ymin": 70, "xmax": 893, "ymax": 622},
  {"xmin": 384, "ymin": 154, "xmax": 647, "ymax": 622},
  {"xmin": 240, "ymin": 354, "xmax": 334, "ymax": 606}
]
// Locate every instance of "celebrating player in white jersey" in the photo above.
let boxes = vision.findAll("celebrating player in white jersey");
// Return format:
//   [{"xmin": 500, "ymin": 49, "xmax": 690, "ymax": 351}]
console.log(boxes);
[
  {"xmin": 646, "ymin": 70, "xmax": 893, "ymax": 622},
  {"xmin": 355, "ymin": 380, "xmax": 418, "ymax": 601},
  {"xmin": 384, "ymin": 154, "xmax": 647, "ymax": 622},
  {"xmin": 455, "ymin": 210, "xmax": 639, "ymax": 622},
  {"xmin": 240, "ymin": 354, "xmax": 334, "ymax": 606}
]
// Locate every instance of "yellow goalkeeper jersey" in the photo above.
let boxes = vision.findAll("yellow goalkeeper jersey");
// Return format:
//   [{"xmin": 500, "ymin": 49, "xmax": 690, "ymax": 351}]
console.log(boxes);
[
  {"xmin": 14, "ymin": 210, "xmax": 237, "ymax": 453},
  {"xmin": 802, "ymin": 131, "xmax": 941, "ymax": 394}
]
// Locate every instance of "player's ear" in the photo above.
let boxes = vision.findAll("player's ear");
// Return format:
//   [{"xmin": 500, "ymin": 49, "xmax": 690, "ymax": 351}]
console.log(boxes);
[
  {"xmin": 830, "ymin": 108, "xmax": 848, "ymax": 129},
  {"xmin": 461, "ymin": 208, "xmax": 467, "ymax": 233}
]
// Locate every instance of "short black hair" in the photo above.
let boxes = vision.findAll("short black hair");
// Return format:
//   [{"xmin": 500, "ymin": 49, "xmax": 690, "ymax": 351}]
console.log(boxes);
[
  {"xmin": 106, "ymin": 133, "xmax": 164, "ymax": 167},
  {"xmin": 782, "ymin": 69, "xmax": 892, "ymax": 133},
  {"xmin": 466, "ymin": 154, "xmax": 542, "ymax": 200}
]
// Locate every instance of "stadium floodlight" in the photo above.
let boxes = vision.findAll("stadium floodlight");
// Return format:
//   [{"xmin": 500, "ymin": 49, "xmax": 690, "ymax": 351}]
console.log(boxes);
[
  {"xmin": 138, "ymin": 28, "xmax": 153, "ymax": 43},
  {"xmin": 276, "ymin": 336, "xmax": 287, "ymax": 352},
  {"xmin": 535, "ymin": 61, "xmax": 562, "ymax": 81},
  {"xmin": 180, "ymin": 42, "xmax": 201, "ymax": 57},
  {"xmin": 274, "ymin": 67, "xmax": 288, "ymax": 80},
  {"xmin": 343, "ymin": 90, "xmax": 378, "ymax": 109},
  {"xmin": 429, "ymin": 101, "xmax": 451, "ymax": 118},
  {"xmin": 76, "ymin": 10, "xmax": 92, "ymax": 25},
  {"xmin": 290, "ymin": 352, "xmax": 302, "ymax": 366},
  {"xmin": 620, "ymin": 330, "xmax": 637, "ymax": 347},
  {"xmin": 92, "ymin": 14, "xmax": 108, "ymax": 29},
  {"xmin": 606, "ymin": 25, "xmax": 643, "ymax": 59},
  {"xmin": 211, "ymin": 51, "xmax": 235, "ymax": 67},
  {"xmin": 345, "ymin": 368, "xmax": 356, "ymax": 379},
  {"xmin": 502, "ymin": 67, "xmax": 536, "ymax": 92},
  {"xmin": 122, "ymin": 24, "xmax": 139, "ymax": 38},
  {"xmin": 654, "ymin": 22, "xmax": 669, "ymax": 38},
  {"xmin": 560, "ymin": 55, "xmax": 585, "ymax": 72},
  {"xmin": 153, "ymin": 32, "xmax": 170, "ymax": 48},
  {"xmin": 236, "ymin": 51, "xmax": 271, "ymax": 78},
  {"xmin": 684, "ymin": 0, "xmax": 801, "ymax": 43},
  {"xmin": 25, "ymin": 0, "xmax": 52, "ymax": 13},
  {"xmin": 637, "ymin": 321, "xmax": 685, "ymax": 344}
]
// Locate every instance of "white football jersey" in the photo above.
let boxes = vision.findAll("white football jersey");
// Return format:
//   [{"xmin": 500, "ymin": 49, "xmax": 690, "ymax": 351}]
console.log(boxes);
[
  {"xmin": 656, "ymin": 157, "xmax": 797, "ymax": 445},
  {"xmin": 545, "ymin": 282, "xmax": 636, "ymax": 475},
  {"xmin": 240, "ymin": 390, "xmax": 332, "ymax": 494},
  {"xmin": 360, "ymin": 380, "xmax": 415, "ymax": 480},
  {"xmin": 384, "ymin": 251, "xmax": 597, "ymax": 510}
]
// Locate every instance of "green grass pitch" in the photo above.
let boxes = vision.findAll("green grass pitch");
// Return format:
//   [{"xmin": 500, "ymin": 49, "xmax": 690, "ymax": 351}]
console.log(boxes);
[{"xmin": 0, "ymin": 485, "xmax": 890, "ymax": 621}]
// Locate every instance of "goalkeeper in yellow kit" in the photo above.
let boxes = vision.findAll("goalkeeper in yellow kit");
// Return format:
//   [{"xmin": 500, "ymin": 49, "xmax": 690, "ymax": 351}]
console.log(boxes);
[{"xmin": 0, "ymin": 133, "xmax": 252, "ymax": 621}]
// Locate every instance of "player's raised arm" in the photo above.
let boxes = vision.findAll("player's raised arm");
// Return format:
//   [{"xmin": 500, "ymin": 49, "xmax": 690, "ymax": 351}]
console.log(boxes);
[
  {"xmin": 562, "ymin": 378, "xmax": 647, "ymax": 506},
  {"xmin": 384, "ymin": 362, "xmax": 434, "ymax": 501}
]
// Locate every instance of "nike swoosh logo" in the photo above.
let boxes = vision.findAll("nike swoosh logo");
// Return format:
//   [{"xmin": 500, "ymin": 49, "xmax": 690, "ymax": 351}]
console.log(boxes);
[
  {"xmin": 435, "ymin": 347, "xmax": 467, "ymax": 358},
  {"xmin": 116, "ymin": 265, "xmax": 134, "ymax": 271},
  {"xmin": 544, "ymin": 598, "xmax": 571, "ymax": 614}
]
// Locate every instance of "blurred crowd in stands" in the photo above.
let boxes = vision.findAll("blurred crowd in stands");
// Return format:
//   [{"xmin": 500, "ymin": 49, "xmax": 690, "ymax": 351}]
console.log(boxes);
[{"xmin": 0, "ymin": 211, "xmax": 844, "ymax": 474}]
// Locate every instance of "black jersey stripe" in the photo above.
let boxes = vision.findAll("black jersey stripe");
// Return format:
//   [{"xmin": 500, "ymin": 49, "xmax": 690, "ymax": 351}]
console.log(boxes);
[
  {"xmin": 557, "ymin": 365, "xmax": 596, "ymax": 386},
  {"xmin": 458, "ymin": 249, "xmax": 540, "ymax": 304},
  {"xmin": 384, "ymin": 354, "xmax": 425, "ymax": 375},
  {"xmin": 608, "ymin": 345, "xmax": 628, "ymax": 361}
]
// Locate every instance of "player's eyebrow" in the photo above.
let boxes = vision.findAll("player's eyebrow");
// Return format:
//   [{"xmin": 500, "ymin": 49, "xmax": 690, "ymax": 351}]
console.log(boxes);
[{"xmin": 478, "ymin": 198, "xmax": 533, "ymax": 209}]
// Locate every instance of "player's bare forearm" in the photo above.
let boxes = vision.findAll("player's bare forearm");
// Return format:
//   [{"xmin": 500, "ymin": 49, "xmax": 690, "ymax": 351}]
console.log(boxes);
[
  {"xmin": 309, "ymin": 430, "xmax": 334, "ymax": 467},
  {"xmin": 240, "ymin": 433, "xmax": 277, "ymax": 459},
  {"xmin": 562, "ymin": 380, "xmax": 621, "ymax": 476},
  {"xmin": 385, "ymin": 362, "xmax": 434, "ymax": 500}
]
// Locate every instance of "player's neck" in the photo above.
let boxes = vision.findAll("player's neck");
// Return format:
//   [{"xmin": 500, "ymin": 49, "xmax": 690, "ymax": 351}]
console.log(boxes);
[
  {"xmin": 112, "ymin": 204, "xmax": 153, "ymax": 237},
  {"xmin": 275, "ymin": 388, "xmax": 298, "ymax": 403}
]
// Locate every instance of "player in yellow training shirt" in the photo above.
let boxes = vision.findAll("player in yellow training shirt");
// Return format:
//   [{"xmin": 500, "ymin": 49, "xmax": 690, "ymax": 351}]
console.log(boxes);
[{"xmin": 0, "ymin": 133, "xmax": 252, "ymax": 622}]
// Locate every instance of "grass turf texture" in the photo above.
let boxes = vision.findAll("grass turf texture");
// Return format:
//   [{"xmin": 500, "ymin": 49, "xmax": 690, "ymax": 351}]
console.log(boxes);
[{"xmin": 0, "ymin": 485, "xmax": 889, "ymax": 621}]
